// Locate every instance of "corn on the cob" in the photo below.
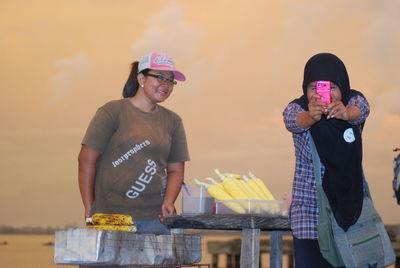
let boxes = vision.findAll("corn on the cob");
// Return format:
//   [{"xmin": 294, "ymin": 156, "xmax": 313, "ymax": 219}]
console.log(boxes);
[
  {"xmin": 242, "ymin": 175, "xmax": 267, "ymax": 200},
  {"xmin": 224, "ymin": 173, "xmax": 242, "ymax": 179},
  {"xmin": 225, "ymin": 173, "xmax": 260, "ymax": 200},
  {"xmin": 89, "ymin": 213, "xmax": 134, "ymax": 226},
  {"xmin": 237, "ymin": 180, "xmax": 253, "ymax": 198},
  {"xmin": 87, "ymin": 225, "xmax": 137, "ymax": 233},
  {"xmin": 194, "ymin": 179, "xmax": 245, "ymax": 214},
  {"xmin": 214, "ymin": 169, "xmax": 248, "ymax": 200},
  {"xmin": 215, "ymin": 169, "xmax": 258, "ymax": 212},
  {"xmin": 241, "ymin": 175, "xmax": 275, "ymax": 213},
  {"xmin": 248, "ymin": 172, "xmax": 280, "ymax": 213},
  {"xmin": 248, "ymin": 172, "xmax": 276, "ymax": 200},
  {"xmin": 241, "ymin": 180, "xmax": 262, "ymax": 213},
  {"xmin": 204, "ymin": 177, "xmax": 225, "ymax": 190}
]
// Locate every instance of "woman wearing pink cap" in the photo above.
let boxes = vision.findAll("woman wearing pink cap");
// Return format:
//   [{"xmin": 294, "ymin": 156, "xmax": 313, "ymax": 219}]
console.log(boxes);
[{"xmin": 78, "ymin": 52, "xmax": 189, "ymax": 234}]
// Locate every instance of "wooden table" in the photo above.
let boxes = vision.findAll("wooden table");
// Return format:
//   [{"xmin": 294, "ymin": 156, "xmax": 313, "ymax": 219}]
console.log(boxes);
[{"xmin": 164, "ymin": 215, "xmax": 291, "ymax": 268}]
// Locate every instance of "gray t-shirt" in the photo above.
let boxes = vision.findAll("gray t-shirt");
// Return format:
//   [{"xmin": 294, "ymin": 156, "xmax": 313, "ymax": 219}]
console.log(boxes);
[{"xmin": 82, "ymin": 98, "xmax": 190, "ymax": 220}]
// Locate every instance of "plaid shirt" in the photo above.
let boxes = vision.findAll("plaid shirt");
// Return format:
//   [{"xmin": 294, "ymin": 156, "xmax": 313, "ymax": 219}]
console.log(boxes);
[{"xmin": 283, "ymin": 95, "xmax": 370, "ymax": 239}]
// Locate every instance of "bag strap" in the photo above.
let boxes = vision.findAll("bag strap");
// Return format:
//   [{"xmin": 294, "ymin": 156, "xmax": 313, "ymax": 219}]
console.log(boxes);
[{"xmin": 308, "ymin": 132, "xmax": 322, "ymax": 185}]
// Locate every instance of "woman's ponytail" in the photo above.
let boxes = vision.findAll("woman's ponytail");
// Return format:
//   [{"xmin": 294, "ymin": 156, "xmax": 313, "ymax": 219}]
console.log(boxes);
[{"xmin": 122, "ymin": 61, "xmax": 140, "ymax": 98}]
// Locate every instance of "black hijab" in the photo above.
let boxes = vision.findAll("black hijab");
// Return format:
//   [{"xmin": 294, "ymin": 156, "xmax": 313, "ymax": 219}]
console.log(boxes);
[{"xmin": 293, "ymin": 53, "xmax": 364, "ymax": 231}]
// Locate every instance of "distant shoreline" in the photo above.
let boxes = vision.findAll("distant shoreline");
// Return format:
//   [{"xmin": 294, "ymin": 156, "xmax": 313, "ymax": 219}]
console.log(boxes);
[{"xmin": 0, "ymin": 224, "xmax": 78, "ymax": 234}]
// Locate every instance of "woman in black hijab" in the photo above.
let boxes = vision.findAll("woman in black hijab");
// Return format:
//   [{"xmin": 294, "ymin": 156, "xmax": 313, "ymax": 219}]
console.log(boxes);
[{"xmin": 283, "ymin": 53, "xmax": 370, "ymax": 267}]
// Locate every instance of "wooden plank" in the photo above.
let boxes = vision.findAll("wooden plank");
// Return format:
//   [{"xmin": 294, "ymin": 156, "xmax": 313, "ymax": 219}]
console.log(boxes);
[
  {"xmin": 207, "ymin": 241, "xmax": 238, "ymax": 254},
  {"xmin": 240, "ymin": 228, "xmax": 260, "ymax": 268},
  {"xmin": 164, "ymin": 215, "xmax": 290, "ymax": 231},
  {"xmin": 270, "ymin": 231, "xmax": 283, "ymax": 268},
  {"xmin": 207, "ymin": 237, "xmax": 293, "ymax": 255}
]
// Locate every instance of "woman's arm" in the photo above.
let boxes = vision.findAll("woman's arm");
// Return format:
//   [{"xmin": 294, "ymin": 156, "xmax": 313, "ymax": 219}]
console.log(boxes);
[
  {"xmin": 327, "ymin": 95, "xmax": 369, "ymax": 123},
  {"xmin": 347, "ymin": 95, "xmax": 370, "ymax": 124},
  {"xmin": 78, "ymin": 145, "xmax": 100, "ymax": 220},
  {"xmin": 284, "ymin": 100, "xmax": 324, "ymax": 133},
  {"xmin": 159, "ymin": 162, "xmax": 185, "ymax": 222},
  {"xmin": 297, "ymin": 92, "xmax": 326, "ymax": 128}
]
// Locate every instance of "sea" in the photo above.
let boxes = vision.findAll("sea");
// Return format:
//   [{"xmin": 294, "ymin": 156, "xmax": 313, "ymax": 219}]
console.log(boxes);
[{"xmin": 0, "ymin": 234, "xmax": 64, "ymax": 268}]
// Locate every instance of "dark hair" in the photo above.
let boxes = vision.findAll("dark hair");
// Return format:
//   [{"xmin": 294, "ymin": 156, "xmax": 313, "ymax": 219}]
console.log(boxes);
[{"xmin": 122, "ymin": 61, "xmax": 150, "ymax": 98}]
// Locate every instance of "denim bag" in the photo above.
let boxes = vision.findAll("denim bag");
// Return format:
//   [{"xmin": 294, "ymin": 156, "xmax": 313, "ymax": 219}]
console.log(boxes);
[{"xmin": 309, "ymin": 134, "xmax": 396, "ymax": 268}]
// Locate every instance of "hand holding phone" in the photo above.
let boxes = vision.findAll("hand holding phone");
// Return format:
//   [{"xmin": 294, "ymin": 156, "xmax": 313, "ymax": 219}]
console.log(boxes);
[{"xmin": 315, "ymin": 81, "xmax": 331, "ymax": 105}]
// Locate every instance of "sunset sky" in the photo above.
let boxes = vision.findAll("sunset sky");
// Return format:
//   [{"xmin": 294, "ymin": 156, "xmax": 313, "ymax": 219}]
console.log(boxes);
[{"xmin": 1, "ymin": 0, "xmax": 399, "ymax": 227}]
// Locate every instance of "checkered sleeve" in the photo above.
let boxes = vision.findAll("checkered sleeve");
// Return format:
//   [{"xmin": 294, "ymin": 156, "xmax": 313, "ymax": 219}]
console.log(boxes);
[
  {"xmin": 283, "ymin": 103, "xmax": 310, "ymax": 134},
  {"xmin": 289, "ymin": 130, "xmax": 320, "ymax": 240},
  {"xmin": 347, "ymin": 94, "xmax": 370, "ymax": 125}
]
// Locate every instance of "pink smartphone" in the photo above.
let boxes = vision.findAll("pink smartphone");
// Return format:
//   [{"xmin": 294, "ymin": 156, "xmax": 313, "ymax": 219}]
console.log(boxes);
[{"xmin": 315, "ymin": 81, "xmax": 331, "ymax": 105}]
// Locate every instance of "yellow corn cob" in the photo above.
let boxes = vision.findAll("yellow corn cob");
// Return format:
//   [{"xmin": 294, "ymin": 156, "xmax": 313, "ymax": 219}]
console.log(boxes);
[
  {"xmin": 194, "ymin": 179, "xmax": 245, "ymax": 214},
  {"xmin": 204, "ymin": 177, "xmax": 225, "ymax": 191},
  {"xmin": 248, "ymin": 172, "xmax": 276, "ymax": 200},
  {"xmin": 215, "ymin": 169, "xmax": 257, "ymax": 213},
  {"xmin": 225, "ymin": 174, "xmax": 257, "ymax": 200},
  {"xmin": 87, "ymin": 225, "xmax": 137, "ymax": 233},
  {"xmin": 248, "ymin": 172, "xmax": 280, "ymax": 213},
  {"xmin": 237, "ymin": 180, "xmax": 255, "ymax": 198},
  {"xmin": 226, "ymin": 173, "xmax": 270, "ymax": 213},
  {"xmin": 90, "ymin": 213, "xmax": 134, "ymax": 226},
  {"xmin": 225, "ymin": 173, "xmax": 250, "ymax": 198},
  {"xmin": 224, "ymin": 173, "xmax": 242, "ymax": 179},
  {"xmin": 215, "ymin": 169, "xmax": 248, "ymax": 200},
  {"xmin": 242, "ymin": 175, "xmax": 267, "ymax": 200},
  {"xmin": 240, "ymin": 180, "xmax": 263, "ymax": 213},
  {"xmin": 241, "ymin": 175, "xmax": 275, "ymax": 213}
]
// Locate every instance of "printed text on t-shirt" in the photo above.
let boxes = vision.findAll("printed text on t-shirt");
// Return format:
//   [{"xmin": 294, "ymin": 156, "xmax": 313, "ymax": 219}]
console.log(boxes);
[
  {"xmin": 126, "ymin": 159, "xmax": 157, "ymax": 199},
  {"xmin": 112, "ymin": 140, "xmax": 150, "ymax": 167}
]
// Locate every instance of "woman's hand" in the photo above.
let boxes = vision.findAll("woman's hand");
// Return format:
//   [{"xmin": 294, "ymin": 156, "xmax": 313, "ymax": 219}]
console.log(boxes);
[
  {"xmin": 308, "ymin": 92, "xmax": 326, "ymax": 122},
  {"xmin": 84, "ymin": 207, "xmax": 92, "ymax": 221},
  {"xmin": 158, "ymin": 202, "xmax": 176, "ymax": 223},
  {"xmin": 327, "ymin": 100, "xmax": 348, "ymax": 120},
  {"xmin": 158, "ymin": 162, "xmax": 185, "ymax": 223},
  {"xmin": 296, "ymin": 93, "xmax": 326, "ymax": 129}
]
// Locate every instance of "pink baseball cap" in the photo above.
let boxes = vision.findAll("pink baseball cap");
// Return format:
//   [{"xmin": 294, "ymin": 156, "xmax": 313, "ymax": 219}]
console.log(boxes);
[{"xmin": 138, "ymin": 52, "xmax": 186, "ymax": 81}]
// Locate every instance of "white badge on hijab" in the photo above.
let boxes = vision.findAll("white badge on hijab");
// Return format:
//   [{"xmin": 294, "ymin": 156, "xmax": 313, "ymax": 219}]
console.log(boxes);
[{"xmin": 343, "ymin": 128, "xmax": 355, "ymax": 143}]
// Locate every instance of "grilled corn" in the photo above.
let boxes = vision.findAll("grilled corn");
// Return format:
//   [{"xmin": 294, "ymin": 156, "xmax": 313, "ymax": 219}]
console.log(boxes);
[
  {"xmin": 87, "ymin": 225, "xmax": 137, "ymax": 233},
  {"xmin": 89, "ymin": 213, "xmax": 134, "ymax": 226}
]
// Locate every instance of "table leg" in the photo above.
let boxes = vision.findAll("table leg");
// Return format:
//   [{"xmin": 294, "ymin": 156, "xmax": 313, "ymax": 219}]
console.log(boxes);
[
  {"xmin": 240, "ymin": 228, "xmax": 260, "ymax": 268},
  {"xmin": 270, "ymin": 231, "xmax": 283, "ymax": 268}
]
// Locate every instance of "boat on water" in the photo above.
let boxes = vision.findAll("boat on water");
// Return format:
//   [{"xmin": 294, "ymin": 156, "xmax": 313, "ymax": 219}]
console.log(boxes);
[{"xmin": 42, "ymin": 241, "xmax": 54, "ymax": 246}]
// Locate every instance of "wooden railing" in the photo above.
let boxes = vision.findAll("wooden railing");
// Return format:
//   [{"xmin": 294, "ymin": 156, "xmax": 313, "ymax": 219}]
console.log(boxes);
[
  {"xmin": 206, "ymin": 225, "xmax": 400, "ymax": 268},
  {"xmin": 207, "ymin": 236, "xmax": 293, "ymax": 268},
  {"xmin": 164, "ymin": 214, "xmax": 291, "ymax": 268}
]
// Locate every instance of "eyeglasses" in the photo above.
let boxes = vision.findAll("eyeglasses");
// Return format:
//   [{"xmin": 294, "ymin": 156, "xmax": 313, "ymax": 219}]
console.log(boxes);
[{"xmin": 145, "ymin": 73, "xmax": 177, "ymax": 85}]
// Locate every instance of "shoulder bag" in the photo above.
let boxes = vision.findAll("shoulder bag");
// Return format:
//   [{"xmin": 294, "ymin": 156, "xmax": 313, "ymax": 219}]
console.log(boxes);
[{"xmin": 309, "ymin": 134, "xmax": 396, "ymax": 268}]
